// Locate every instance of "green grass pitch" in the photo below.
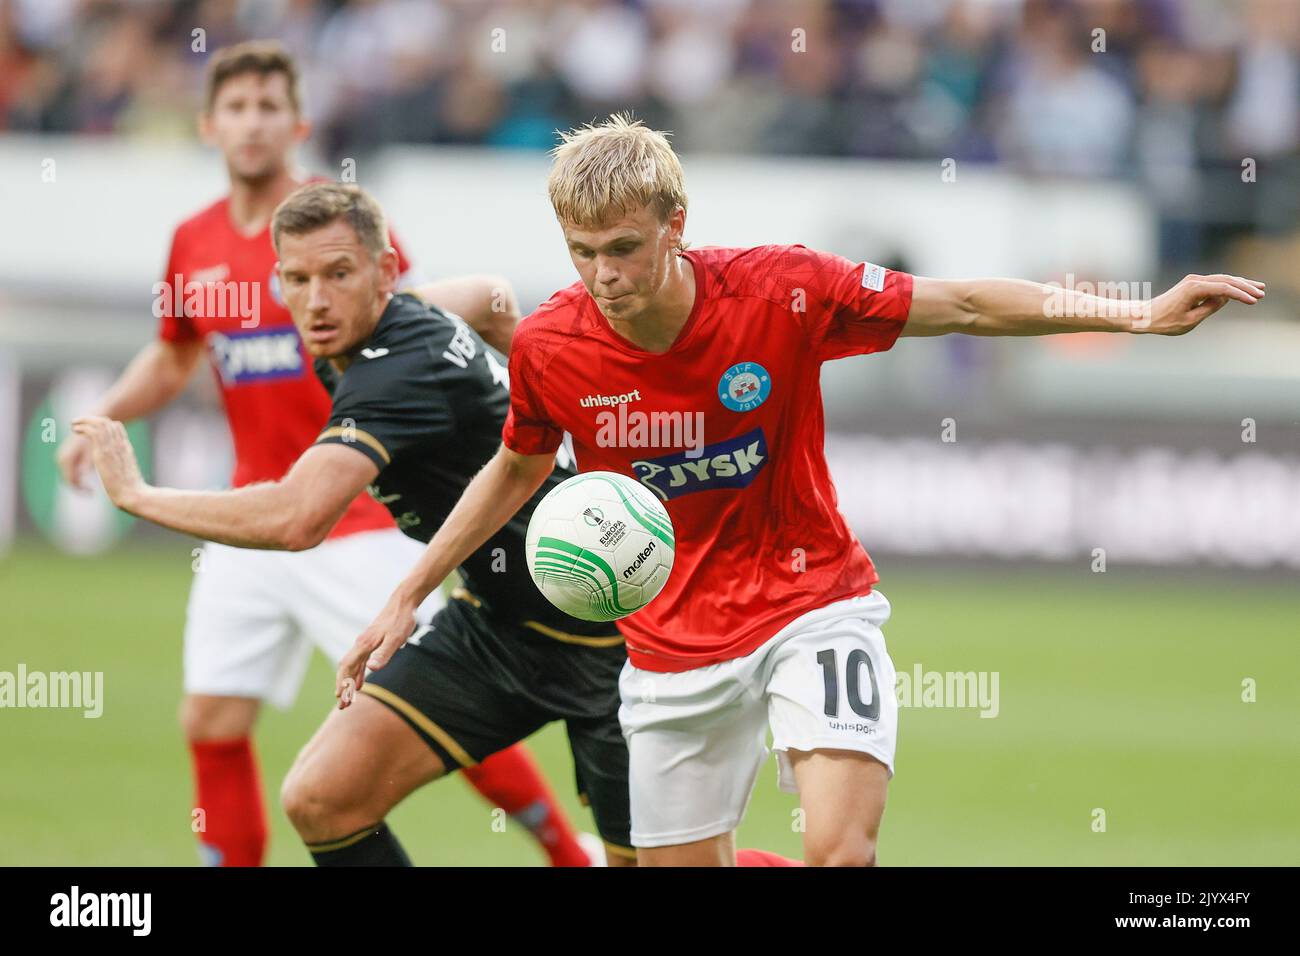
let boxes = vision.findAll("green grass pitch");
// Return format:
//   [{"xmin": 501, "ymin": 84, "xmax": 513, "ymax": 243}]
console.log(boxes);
[{"xmin": 2, "ymin": 541, "xmax": 1296, "ymax": 865}]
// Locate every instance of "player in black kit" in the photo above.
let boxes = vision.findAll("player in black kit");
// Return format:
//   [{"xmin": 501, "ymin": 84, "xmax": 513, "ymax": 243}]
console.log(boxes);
[{"xmin": 73, "ymin": 182, "xmax": 634, "ymax": 866}]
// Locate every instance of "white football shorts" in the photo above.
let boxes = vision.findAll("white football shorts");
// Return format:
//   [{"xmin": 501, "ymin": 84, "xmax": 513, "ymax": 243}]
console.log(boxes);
[
  {"xmin": 618, "ymin": 590, "xmax": 897, "ymax": 848},
  {"xmin": 183, "ymin": 528, "xmax": 444, "ymax": 709}
]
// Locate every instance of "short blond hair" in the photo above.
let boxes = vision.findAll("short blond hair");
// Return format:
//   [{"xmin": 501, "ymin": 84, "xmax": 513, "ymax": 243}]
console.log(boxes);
[{"xmin": 548, "ymin": 113, "xmax": 688, "ymax": 241}]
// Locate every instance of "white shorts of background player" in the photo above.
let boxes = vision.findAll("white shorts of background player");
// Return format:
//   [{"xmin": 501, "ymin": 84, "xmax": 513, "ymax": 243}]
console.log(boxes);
[{"xmin": 183, "ymin": 529, "xmax": 444, "ymax": 709}]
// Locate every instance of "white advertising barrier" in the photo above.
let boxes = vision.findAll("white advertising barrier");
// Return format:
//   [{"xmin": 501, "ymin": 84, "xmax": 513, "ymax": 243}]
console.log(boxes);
[
  {"xmin": 1, "ymin": 136, "xmax": 1155, "ymax": 299},
  {"xmin": 826, "ymin": 434, "xmax": 1300, "ymax": 569},
  {"xmin": 374, "ymin": 148, "xmax": 1159, "ymax": 297}
]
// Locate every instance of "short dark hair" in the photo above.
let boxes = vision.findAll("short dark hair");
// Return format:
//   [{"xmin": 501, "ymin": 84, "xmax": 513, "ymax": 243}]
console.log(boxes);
[
  {"xmin": 271, "ymin": 182, "xmax": 389, "ymax": 259},
  {"xmin": 205, "ymin": 41, "xmax": 302, "ymax": 114}
]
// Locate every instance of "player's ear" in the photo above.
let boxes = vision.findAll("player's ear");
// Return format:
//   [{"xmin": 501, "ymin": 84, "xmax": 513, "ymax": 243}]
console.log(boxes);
[
  {"xmin": 197, "ymin": 110, "xmax": 214, "ymax": 145},
  {"xmin": 667, "ymin": 206, "xmax": 686, "ymax": 248},
  {"xmin": 293, "ymin": 115, "xmax": 312, "ymax": 145},
  {"xmin": 377, "ymin": 247, "xmax": 400, "ymax": 292}
]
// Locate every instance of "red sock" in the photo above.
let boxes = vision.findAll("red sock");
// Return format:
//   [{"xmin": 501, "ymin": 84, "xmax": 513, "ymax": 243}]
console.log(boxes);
[
  {"xmin": 460, "ymin": 744, "xmax": 590, "ymax": 867},
  {"xmin": 188, "ymin": 737, "xmax": 269, "ymax": 867},
  {"xmin": 737, "ymin": 848, "xmax": 805, "ymax": 867}
]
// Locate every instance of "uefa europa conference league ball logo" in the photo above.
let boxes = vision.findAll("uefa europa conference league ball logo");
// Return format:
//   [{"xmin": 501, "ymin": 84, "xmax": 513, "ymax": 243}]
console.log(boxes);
[{"xmin": 526, "ymin": 472, "xmax": 675, "ymax": 622}]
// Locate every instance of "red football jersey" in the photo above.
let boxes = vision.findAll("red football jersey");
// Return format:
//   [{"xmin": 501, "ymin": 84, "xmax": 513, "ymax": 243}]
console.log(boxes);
[
  {"xmin": 157, "ymin": 192, "xmax": 411, "ymax": 539},
  {"xmin": 503, "ymin": 244, "xmax": 913, "ymax": 672}
]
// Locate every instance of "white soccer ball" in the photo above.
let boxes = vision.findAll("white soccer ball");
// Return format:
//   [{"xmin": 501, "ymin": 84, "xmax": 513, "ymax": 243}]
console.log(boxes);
[{"xmin": 526, "ymin": 470, "xmax": 675, "ymax": 622}]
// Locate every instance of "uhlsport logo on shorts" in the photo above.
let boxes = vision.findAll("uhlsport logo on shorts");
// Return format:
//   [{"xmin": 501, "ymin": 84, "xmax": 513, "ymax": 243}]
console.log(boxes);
[
  {"xmin": 718, "ymin": 362, "xmax": 771, "ymax": 412},
  {"xmin": 631, "ymin": 426, "xmax": 769, "ymax": 501}
]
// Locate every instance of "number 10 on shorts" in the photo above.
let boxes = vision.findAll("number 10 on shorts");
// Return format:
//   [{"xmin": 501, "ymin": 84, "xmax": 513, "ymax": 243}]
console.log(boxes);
[{"xmin": 816, "ymin": 649, "xmax": 880, "ymax": 720}]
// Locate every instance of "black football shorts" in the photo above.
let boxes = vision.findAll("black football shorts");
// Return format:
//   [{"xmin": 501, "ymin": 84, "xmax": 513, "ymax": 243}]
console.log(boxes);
[{"xmin": 360, "ymin": 594, "xmax": 633, "ymax": 855}]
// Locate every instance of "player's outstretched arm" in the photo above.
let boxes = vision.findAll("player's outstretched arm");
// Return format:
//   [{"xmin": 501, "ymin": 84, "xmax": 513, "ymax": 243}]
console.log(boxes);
[
  {"xmin": 56, "ymin": 339, "xmax": 203, "ymax": 491},
  {"xmin": 901, "ymin": 274, "xmax": 1265, "ymax": 338},
  {"xmin": 71, "ymin": 415, "xmax": 378, "ymax": 550},
  {"xmin": 412, "ymin": 274, "xmax": 521, "ymax": 354},
  {"xmin": 336, "ymin": 443, "xmax": 554, "ymax": 707}
]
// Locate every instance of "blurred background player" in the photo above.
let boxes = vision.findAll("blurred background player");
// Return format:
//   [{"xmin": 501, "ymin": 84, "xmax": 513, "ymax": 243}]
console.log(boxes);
[{"xmin": 53, "ymin": 41, "xmax": 597, "ymax": 868}]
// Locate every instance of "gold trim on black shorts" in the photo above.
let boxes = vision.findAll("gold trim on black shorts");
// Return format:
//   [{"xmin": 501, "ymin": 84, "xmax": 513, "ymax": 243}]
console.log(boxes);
[
  {"xmin": 359, "ymin": 682, "xmax": 478, "ymax": 767},
  {"xmin": 450, "ymin": 586, "xmax": 623, "ymax": 647},
  {"xmin": 604, "ymin": 842, "xmax": 638, "ymax": 861}
]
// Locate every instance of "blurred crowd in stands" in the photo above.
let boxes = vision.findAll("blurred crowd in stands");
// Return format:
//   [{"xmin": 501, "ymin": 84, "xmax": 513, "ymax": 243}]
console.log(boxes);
[{"xmin": 2, "ymin": 0, "xmax": 1299, "ymax": 261}]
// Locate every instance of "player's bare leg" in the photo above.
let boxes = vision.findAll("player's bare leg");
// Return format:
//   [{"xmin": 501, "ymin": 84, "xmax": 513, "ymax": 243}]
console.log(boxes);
[
  {"xmin": 179, "ymin": 694, "xmax": 260, "ymax": 741},
  {"xmin": 179, "ymin": 694, "xmax": 267, "ymax": 866},
  {"xmin": 787, "ymin": 748, "xmax": 889, "ymax": 866},
  {"xmin": 600, "ymin": 844, "xmax": 638, "ymax": 867},
  {"xmin": 636, "ymin": 834, "xmax": 802, "ymax": 867},
  {"xmin": 636, "ymin": 830, "xmax": 736, "ymax": 867},
  {"xmin": 281, "ymin": 696, "xmax": 631, "ymax": 866},
  {"xmin": 281, "ymin": 693, "xmax": 444, "ymax": 862}
]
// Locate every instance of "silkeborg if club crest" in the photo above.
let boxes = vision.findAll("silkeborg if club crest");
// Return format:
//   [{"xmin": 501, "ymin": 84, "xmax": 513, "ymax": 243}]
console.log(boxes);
[{"xmin": 718, "ymin": 362, "xmax": 771, "ymax": 412}]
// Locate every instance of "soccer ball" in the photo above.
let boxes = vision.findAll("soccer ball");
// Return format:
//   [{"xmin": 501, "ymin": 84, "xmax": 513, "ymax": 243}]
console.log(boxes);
[{"xmin": 525, "ymin": 470, "xmax": 675, "ymax": 622}]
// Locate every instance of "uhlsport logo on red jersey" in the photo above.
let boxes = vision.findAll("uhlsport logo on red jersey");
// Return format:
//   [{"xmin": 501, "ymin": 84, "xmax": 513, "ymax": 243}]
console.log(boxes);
[{"xmin": 630, "ymin": 426, "xmax": 769, "ymax": 501}]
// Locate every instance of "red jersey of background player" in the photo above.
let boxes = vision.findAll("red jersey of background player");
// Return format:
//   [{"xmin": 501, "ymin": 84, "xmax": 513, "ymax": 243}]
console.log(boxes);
[
  {"xmin": 502, "ymin": 244, "xmax": 913, "ymax": 672},
  {"xmin": 157, "ymin": 193, "xmax": 406, "ymax": 538}
]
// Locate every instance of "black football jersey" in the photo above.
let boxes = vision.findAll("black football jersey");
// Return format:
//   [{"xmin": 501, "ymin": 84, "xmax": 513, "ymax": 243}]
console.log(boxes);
[{"xmin": 314, "ymin": 292, "xmax": 609, "ymax": 636}]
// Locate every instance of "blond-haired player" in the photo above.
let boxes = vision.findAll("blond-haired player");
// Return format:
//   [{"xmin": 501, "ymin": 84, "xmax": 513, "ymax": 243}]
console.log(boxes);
[{"xmin": 340, "ymin": 114, "xmax": 1265, "ymax": 865}]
